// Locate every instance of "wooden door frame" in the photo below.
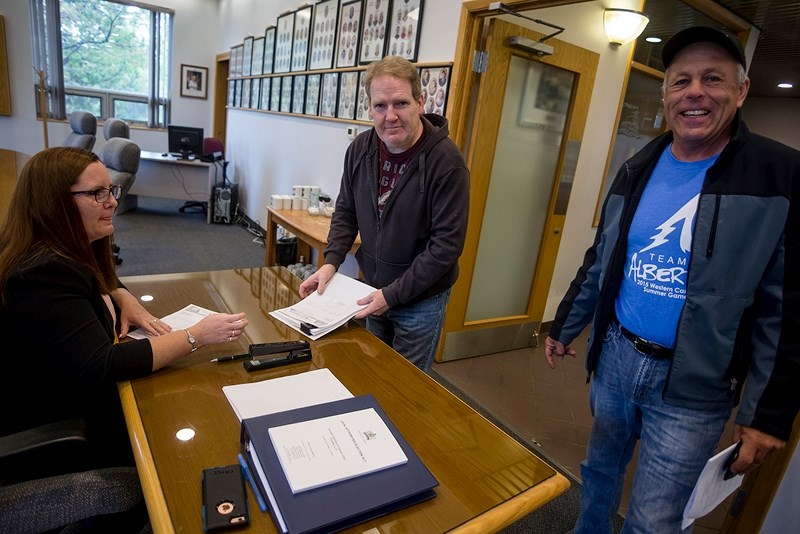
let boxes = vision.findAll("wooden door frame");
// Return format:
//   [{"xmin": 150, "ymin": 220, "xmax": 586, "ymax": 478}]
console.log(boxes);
[
  {"xmin": 213, "ymin": 52, "xmax": 230, "ymax": 146},
  {"xmin": 440, "ymin": 2, "xmax": 597, "ymax": 360}
]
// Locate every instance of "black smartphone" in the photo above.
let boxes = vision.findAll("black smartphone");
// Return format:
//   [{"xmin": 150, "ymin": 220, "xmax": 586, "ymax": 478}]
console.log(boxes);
[{"xmin": 202, "ymin": 464, "xmax": 250, "ymax": 530}]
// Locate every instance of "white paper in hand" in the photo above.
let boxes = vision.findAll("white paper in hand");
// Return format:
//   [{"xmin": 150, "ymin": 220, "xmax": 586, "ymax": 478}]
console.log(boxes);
[{"xmin": 682, "ymin": 442, "xmax": 744, "ymax": 530}]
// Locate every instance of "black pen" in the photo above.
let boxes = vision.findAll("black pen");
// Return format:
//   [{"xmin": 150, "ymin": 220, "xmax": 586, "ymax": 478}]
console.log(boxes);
[{"xmin": 210, "ymin": 353, "xmax": 249, "ymax": 363}]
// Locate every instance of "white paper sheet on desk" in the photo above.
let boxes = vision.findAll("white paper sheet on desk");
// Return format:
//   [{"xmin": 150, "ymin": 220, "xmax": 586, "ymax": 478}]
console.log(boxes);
[
  {"xmin": 682, "ymin": 442, "xmax": 744, "ymax": 529},
  {"xmin": 269, "ymin": 407, "xmax": 408, "ymax": 494},
  {"xmin": 126, "ymin": 304, "xmax": 217, "ymax": 340},
  {"xmin": 222, "ymin": 368, "xmax": 353, "ymax": 421},
  {"xmin": 269, "ymin": 273, "xmax": 375, "ymax": 340}
]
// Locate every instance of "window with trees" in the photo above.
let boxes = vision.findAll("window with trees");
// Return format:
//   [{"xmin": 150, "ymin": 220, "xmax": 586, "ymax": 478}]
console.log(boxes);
[{"xmin": 30, "ymin": 0, "xmax": 173, "ymax": 127}]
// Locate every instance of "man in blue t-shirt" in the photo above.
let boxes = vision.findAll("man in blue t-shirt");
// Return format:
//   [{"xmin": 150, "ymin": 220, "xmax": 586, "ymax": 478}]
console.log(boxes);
[{"xmin": 545, "ymin": 27, "xmax": 800, "ymax": 532}]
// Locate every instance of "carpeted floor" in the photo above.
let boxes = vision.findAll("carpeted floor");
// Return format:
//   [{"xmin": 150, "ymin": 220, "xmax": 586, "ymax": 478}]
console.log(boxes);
[{"xmin": 113, "ymin": 197, "xmax": 266, "ymax": 277}]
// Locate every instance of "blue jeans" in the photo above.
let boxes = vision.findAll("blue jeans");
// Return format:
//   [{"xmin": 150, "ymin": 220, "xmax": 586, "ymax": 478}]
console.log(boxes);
[
  {"xmin": 366, "ymin": 289, "xmax": 450, "ymax": 372},
  {"xmin": 576, "ymin": 322, "xmax": 731, "ymax": 534}
]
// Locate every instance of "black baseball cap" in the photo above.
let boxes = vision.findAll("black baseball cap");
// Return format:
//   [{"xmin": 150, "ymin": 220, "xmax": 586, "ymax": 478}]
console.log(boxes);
[{"xmin": 661, "ymin": 26, "xmax": 746, "ymax": 69}]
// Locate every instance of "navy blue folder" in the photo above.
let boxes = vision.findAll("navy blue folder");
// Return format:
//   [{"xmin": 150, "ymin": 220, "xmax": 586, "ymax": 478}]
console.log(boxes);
[{"xmin": 240, "ymin": 394, "xmax": 438, "ymax": 534}]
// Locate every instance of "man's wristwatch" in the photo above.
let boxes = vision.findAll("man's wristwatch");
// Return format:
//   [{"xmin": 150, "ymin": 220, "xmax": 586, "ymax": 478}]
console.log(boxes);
[{"xmin": 185, "ymin": 329, "xmax": 198, "ymax": 352}]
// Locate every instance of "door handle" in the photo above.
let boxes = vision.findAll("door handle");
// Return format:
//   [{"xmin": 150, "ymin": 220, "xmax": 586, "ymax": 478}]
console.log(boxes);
[{"xmin": 554, "ymin": 227, "xmax": 561, "ymax": 234}]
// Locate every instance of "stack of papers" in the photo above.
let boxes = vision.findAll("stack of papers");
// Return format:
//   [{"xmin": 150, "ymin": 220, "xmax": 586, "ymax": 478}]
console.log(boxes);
[
  {"xmin": 269, "ymin": 273, "xmax": 376, "ymax": 340},
  {"xmin": 127, "ymin": 304, "xmax": 217, "ymax": 340},
  {"xmin": 268, "ymin": 407, "xmax": 409, "ymax": 494},
  {"xmin": 222, "ymin": 368, "xmax": 354, "ymax": 421}
]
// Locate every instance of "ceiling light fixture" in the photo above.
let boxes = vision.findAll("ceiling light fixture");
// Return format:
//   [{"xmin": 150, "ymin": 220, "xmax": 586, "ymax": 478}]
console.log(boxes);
[
  {"xmin": 604, "ymin": 8, "xmax": 650, "ymax": 47},
  {"xmin": 777, "ymin": 83, "xmax": 794, "ymax": 89}
]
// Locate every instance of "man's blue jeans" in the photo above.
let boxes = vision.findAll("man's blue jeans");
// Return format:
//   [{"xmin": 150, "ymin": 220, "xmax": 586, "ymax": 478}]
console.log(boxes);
[
  {"xmin": 576, "ymin": 322, "xmax": 732, "ymax": 534},
  {"xmin": 366, "ymin": 289, "xmax": 450, "ymax": 372}
]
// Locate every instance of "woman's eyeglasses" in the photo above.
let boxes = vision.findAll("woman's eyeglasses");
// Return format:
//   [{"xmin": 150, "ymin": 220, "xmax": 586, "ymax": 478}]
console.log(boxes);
[{"xmin": 71, "ymin": 184, "xmax": 122, "ymax": 203}]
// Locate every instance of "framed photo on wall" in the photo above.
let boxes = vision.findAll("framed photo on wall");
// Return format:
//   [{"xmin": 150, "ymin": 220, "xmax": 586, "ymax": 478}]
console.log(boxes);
[
  {"xmin": 335, "ymin": 0, "xmax": 362, "ymax": 68},
  {"xmin": 291, "ymin": 5, "xmax": 312, "ymax": 72},
  {"xmin": 230, "ymin": 44, "xmax": 243, "ymax": 77},
  {"xmin": 309, "ymin": 0, "xmax": 338, "ymax": 70},
  {"xmin": 263, "ymin": 26, "xmax": 276, "ymax": 74},
  {"xmin": 337, "ymin": 70, "xmax": 358, "ymax": 120},
  {"xmin": 320, "ymin": 72, "xmax": 339, "ymax": 118},
  {"xmin": 292, "ymin": 75, "xmax": 307, "ymax": 114},
  {"xmin": 270, "ymin": 76, "xmax": 282, "ymax": 111},
  {"xmin": 242, "ymin": 78, "xmax": 251, "ymax": 108},
  {"xmin": 356, "ymin": 70, "xmax": 370, "ymax": 121},
  {"xmin": 274, "ymin": 12, "xmax": 294, "ymax": 73},
  {"xmin": 181, "ymin": 64, "xmax": 208, "ymax": 99},
  {"xmin": 305, "ymin": 73, "xmax": 321, "ymax": 115},
  {"xmin": 260, "ymin": 78, "xmax": 271, "ymax": 109},
  {"xmin": 251, "ymin": 35, "xmax": 265, "ymax": 76},
  {"xmin": 242, "ymin": 36, "xmax": 254, "ymax": 76},
  {"xmin": 359, "ymin": 0, "xmax": 389, "ymax": 64},
  {"xmin": 227, "ymin": 79, "xmax": 235, "ymax": 107},
  {"xmin": 419, "ymin": 65, "xmax": 450, "ymax": 116},
  {"xmin": 387, "ymin": 0, "xmax": 423, "ymax": 61},
  {"xmin": 280, "ymin": 76, "xmax": 293, "ymax": 112}
]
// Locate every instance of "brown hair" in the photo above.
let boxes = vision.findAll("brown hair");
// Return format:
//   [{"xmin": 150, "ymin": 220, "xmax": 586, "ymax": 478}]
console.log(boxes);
[
  {"xmin": 0, "ymin": 147, "xmax": 117, "ymax": 300},
  {"xmin": 363, "ymin": 55, "xmax": 422, "ymax": 101}
]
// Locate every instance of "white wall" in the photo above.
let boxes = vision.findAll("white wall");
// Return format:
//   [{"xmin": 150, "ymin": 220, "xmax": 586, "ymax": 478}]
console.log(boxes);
[{"xmin": 0, "ymin": 0, "xmax": 221, "ymax": 157}]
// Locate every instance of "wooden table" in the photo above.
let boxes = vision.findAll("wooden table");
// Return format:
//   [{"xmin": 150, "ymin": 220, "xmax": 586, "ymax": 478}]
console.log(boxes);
[
  {"xmin": 0, "ymin": 148, "xmax": 29, "ymax": 222},
  {"xmin": 265, "ymin": 207, "xmax": 360, "ymax": 268},
  {"xmin": 119, "ymin": 267, "xmax": 569, "ymax": 533}
]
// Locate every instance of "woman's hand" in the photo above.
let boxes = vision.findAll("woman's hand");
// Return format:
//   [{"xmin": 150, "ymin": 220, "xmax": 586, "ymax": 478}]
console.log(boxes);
[
  {"xmin": 112, "ymin": 288, "xmax": 172, "ymax": 338},
  {"xmin": 193, "ymin": 312, "xmax": 248, "ymax": 346}
]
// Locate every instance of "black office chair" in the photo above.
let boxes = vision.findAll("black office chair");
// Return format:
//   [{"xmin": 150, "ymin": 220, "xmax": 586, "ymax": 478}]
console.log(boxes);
[
  {"xmin": 179, "ymin": 137, "xmax": 225, "ymax": 215},
  {"xmin": 100, "ymin": 138, "xmax": 141, "ymax": 265},
  {"xmin": 62, "ymin": 111, "xmax": 97, "ymax": 151},
  {"xmin": 0, "ymin": 419, "xmax": 147, "ymax": 534}
]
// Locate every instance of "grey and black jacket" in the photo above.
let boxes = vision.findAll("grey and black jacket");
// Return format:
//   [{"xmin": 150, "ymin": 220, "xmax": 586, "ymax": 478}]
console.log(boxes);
[
  {"xmin": 324, "ymin": 114, "xmax": 469, "ymax": 309},
  {"xmin": 548, "ymin": 112, "xmax": 800, "ymax": 441}
]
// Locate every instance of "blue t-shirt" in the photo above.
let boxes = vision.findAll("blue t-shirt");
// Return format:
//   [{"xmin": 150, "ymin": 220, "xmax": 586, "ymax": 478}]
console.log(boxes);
[{"xmin": 614, "ymin": 148, "xmax": 718, "ymax": 348}]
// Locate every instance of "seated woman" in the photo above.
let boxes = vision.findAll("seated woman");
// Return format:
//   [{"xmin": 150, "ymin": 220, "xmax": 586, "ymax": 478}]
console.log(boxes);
[{"xmin": 0, "ymin": 147, "xmax": 249, "ymax": 469}]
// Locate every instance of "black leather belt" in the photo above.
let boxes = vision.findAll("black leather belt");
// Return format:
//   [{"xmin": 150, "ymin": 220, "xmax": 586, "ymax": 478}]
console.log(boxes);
[{"xmin": 617, "ymin": 322, "xmax": 674, "ymax": 359}]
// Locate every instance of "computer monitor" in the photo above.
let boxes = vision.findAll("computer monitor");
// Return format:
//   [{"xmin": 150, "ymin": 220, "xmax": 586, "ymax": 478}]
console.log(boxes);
[{"xmin": 167, "ymin": 124, "xmax": 204, "ymax": 159}]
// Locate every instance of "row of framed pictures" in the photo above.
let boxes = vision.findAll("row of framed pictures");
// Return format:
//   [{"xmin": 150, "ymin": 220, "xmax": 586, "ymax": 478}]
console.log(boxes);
[
  {"xmin": 226, "ymin": 64, "xmax": 451, "ymax": 122},
  {"xmin": 230, "ymin": 0, "xmax": 424, "ymax": 77}
]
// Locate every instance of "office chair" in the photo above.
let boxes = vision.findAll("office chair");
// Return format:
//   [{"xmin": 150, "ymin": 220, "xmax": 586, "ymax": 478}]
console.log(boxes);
[
  {"xmin": 103, "ymin": 118, "xmax": 131, "ymax": 140},
  {"xmin": 100, "ymin": 138, "xmax": 141, "ymax": 265},
  {"xmin": 179, "ymin": 137, "xmax": 225, "ymax": 215},
  {"xmin": 62, "ymin": 111, "xmax": 97, "ymax": 151},
  {"xmin": 0, "ymin": 419, "xmax": 146, "ymax": 534}
]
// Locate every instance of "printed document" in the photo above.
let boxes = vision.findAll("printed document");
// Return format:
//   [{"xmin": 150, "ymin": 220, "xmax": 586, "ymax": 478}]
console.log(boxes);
[
  {"xmin": 127, "ymin": 304, "xmax": 217, "ymax": 339},
  {"xmin": 682, "ymin": 442, "xmax": 744, "ymax": 529},
  {"xmin": 223, "ymin": 368, "xmax": 353, "ymax": 421},
  {"xmin": 270, "ymin": 273, "xmax": 376, "ymax": 340},
  {"xmin": 268, "ymin": 408, "xmax": 408, "ymax": 494}
]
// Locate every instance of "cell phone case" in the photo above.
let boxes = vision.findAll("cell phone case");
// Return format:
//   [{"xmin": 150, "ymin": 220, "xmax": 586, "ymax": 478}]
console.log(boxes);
[{"xmin": 202, "ymin": 465, "xmax": 250, "ymax": 530}]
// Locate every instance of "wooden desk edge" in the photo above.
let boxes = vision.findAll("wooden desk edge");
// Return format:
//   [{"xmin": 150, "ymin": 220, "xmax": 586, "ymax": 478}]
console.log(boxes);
[
  {"xmin": 119, "ymin": 381, "xmax": 176, "ymax": 534},
  {"xmin": 449, "ymin": 472, "xmax": 571, "ymax": 533}
]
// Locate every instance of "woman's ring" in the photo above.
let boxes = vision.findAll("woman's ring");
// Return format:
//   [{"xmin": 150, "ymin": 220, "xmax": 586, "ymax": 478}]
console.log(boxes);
[
  {"xmin": 228, "ymin": 336, "xmax": 232, "ymax": 342},
  {"xmin": 150, "ymin": 319, "xmax": 158, "ymax": 324}
]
